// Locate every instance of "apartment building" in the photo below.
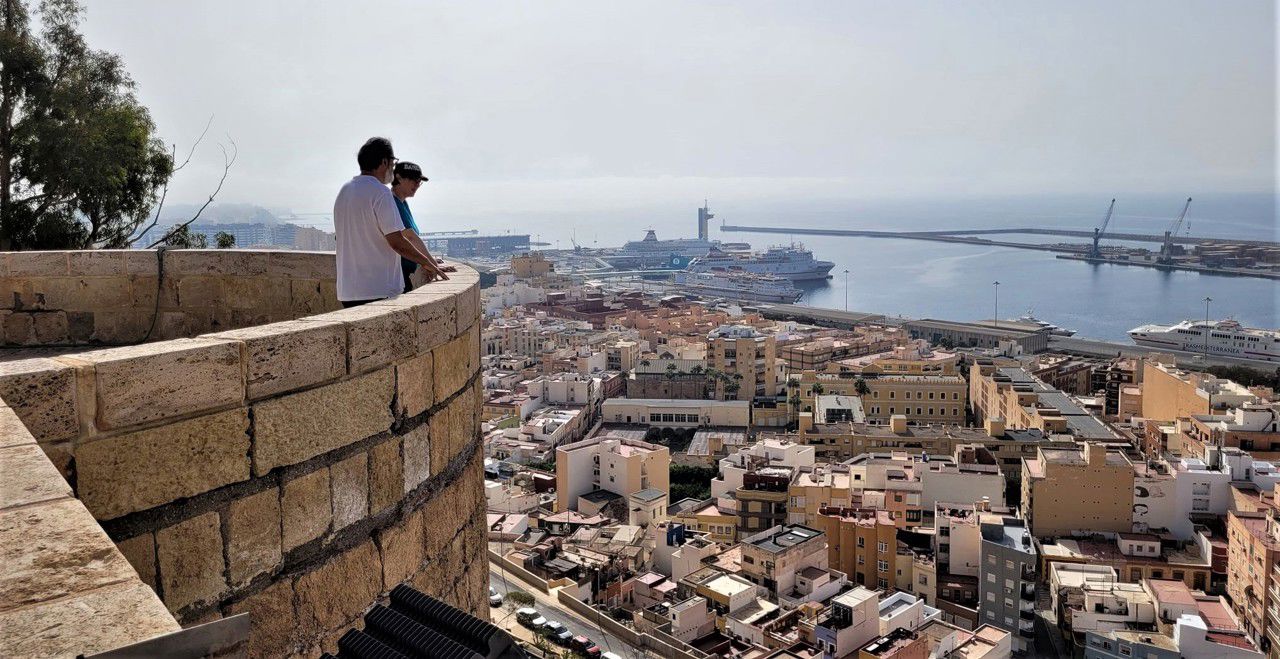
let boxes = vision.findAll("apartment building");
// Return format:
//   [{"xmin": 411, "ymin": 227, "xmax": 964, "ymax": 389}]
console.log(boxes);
[
  {"xmin": 626, "ymin": 358, "xmax": 711, "ymax": 399},
  {"xmin": 791, "ymin": 347, "xmax": 968, "ymax": 426},
  {"xmin": 1133, "ymin": 448, "xmax": 1280, "ymax": 539},
  {"xmin": 814, "ymin": 507, "xmax": 898, "ymax": 590},
  {"xmin": 708, "ymin": 324, "xmax": 779, "ymax": 400},
  {"xmin": 977, "ymin": 512, "xmax": 1038, "ymax": 654},
  {"xmin": 1226, "ymin": 510, "xmax": 1280, "ymax": 650},
  {"xmin": 1177, "ymin": 403, "xmax": 1280, "ymax": 460},
  {"xmin": 738, "ymin": 524, "xmax": 830, "ymax": 600},
  {"xmin": 555, "ymin": 436, "xmax": 670, "ymax": 512},
  {"xmin": 1021, "ymin": 443, "xmax": 1134, "ymax": 537},
  {"xmin": 1141, "ymin": 358, "xmax": 1259, "ymax": 422},
  {"xmin": 970, "ymin": 362, "xmax": 1116, "ymax": 440},
  {"xmin": 788, "ymin": 465, "xmax": 855, "ymax": 527}
]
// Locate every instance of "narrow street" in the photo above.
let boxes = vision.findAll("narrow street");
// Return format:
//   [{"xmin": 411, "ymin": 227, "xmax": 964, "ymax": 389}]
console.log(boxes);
[{"xmin": 489, "ymin": 564, "xmax": 649, "ymax": 659}]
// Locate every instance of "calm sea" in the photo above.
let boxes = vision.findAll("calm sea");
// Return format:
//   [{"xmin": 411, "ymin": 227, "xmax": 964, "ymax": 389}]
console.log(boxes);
[{"xmin": 446, "ymin": 192, "xmax": 1278, "ymax": 342}]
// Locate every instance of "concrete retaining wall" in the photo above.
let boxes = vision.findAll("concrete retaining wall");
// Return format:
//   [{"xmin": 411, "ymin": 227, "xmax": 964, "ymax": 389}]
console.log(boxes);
[{"xmin": 0, "ymin": 250, "xmax": 486, "ymax": 658}]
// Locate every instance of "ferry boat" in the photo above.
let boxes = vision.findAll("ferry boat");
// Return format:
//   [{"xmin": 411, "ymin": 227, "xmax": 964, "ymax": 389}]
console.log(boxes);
[
  {"xmin": 686, "ymin": 244, "xmax": 836, "ymax": 281},
  {"xmin": 1129, "ymin": 319, "xmax": 1280, "ymax": 362},
  {"xmin": 600, "ymin": 230, "xmax": 728, "ymax": 270},
  {"xmin": 671, "ymin": 271, "xmax": 803, "ymax": 303}
]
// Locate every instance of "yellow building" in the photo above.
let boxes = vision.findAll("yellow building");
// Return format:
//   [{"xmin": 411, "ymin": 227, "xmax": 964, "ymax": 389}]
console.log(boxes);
[
  {"xmin": 787, "ymin": 466, "xmax": 854, "ymax": 527},
  {"xmin": 1021, "ymin": 443, "xmax": 1134, "ymax": 538},
  {"xmin": 1140, "ymin": 358, "xmax": 1258, "ymax": 423},
  {"xmin": 511, "ymin": 252, "xmax": 554, "ymax": 279},
  {"xmin": 1225, "ymin": 510, "xmax": 1280, "ymax": 651},
  {"xmin": 708, "ymin": 325, "xmax": 778, "ymax": 401},
  {"xmin": 676, "ymin": 500, "xmax": 739, "ymax": 543},
  {"xmin": 790, "ymin": 343, "xmax": 967, "ymax": 425},
  {"xmin": 813, "ymin": 507, "xmax": 899, "ymax": 590}
]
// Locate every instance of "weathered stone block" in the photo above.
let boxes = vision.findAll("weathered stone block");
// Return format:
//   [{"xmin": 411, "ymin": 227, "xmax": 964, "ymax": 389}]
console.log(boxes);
[
  {"xmin": 282, "ymin": 468, "xmax": 331, "ymax": 551},
  {"xmin": 115, "ymin": 533, "xmax": 157, "ymax": 589},
  {"xmin": 269, "ymin": 251, "xmax": 336, "ymax": 280},
  {"xmin": 128, "ymin": 274, "xmax": 159, "ymax": 308},
  {"xmin": 156, "ymin": 512, "xmax": 226, "ymax": 613},
  {"xmin": 0, "ymin": 498, "xmax": 139, "ymax": 609},
  {"xmin": 295, "ymin": 540, "xmax": 381, "ymax": 639},
  {"xmin": 226, "ymin": 487, "xmax": 282, "ymax": 588},
  {"xmin": 410, "ymin": 291, "xmax": 456, "ymax": 353},
  {"xmin": 67, "ymin": 310, "xmax": 94, "ymax": 342},
  {"xmin": 378, "ymin": 508, "xmax": 424, "ymax": 588},
  {"xmin": 330, "ymin": 452, "xmax": 369, "ymax": 530},
  {"xmin": 395, "ymin": 351, "xmax": 433, "ymax": 418},
  {"xmin": 0, "ymin": 358, "xmax": 78, "ymax": 442},
  {"xmin": 0, "ymin": 404, "xmax": 34, "ymax": 449},
  {"xmin": 176, "ymin": 275, "xmax": 224, "ymax": 308},
  {"xmin": 77, "ymin": 408, "xmax": 251, "ymax": 519},
  {"xmin": 433, "ymin": 333, "xmax": 472, "ymax": 401},
  {"xmin": 31, "ymin": 310, "xmax": 69, "ymax": 343},
  {"xmin": 227, "ymin": 577, "xmax": 298, "ymax": 659},
  {"xmin": 89, "ymin": 310, "xmax": 151, "ymax": 344},
  {"xmin": 166, "ymin": 250, "xmax": 269, "ymax": 277},
  {"xmin": 3, "ymin": 311, "xmax": 34, "ymax": 345},
  {"xmin": 0, "ymin": 442, "xmax": 71, "ymax": 509},
  {"xmin": 124, "ymin": 249, "xmax": 159, "ymax": 275},
  {"xmin": 369, "ymin": 438, "xmax": 403, "ymax": 515},
  {"xmin": 0, "ymin": 581, "xmax": 180, "ymax": 659},
  {"xmin": 456, "ymin": 283, "xmax": 480, "ymax": 334},
  {"xmin": 68, "ymin": 250, "xmax": 127, "ymax": 276},
  {"xmin": 402, "ymin": 424, "xmax": 431, "ymax": 494},
  {"xmin": 304, "ymin": 305, "xmax": 414, "ymax": 375},
  {"xmin": 7, "ymin": 251, "xmax": 68, "ymax": 277},
  {"xmin": 82, "ymin": 338, "xmax": 242, "ymax": 430},
  {"xmin": 252, "ymin": 369, "xmax": 393, "ymax": 475},
  {"xmin": 289, "ymin": 278, "xmax": 329, "ymax": 316},
  {"xmin": 208, "ymin": 320, "xmax": 346, "ymax": 400}
]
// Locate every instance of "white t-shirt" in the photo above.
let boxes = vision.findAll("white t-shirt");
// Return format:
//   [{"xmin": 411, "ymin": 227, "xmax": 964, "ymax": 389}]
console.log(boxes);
[{"xmin": 333, "ymin": 175, "xmax": 405, "ymax": 301}]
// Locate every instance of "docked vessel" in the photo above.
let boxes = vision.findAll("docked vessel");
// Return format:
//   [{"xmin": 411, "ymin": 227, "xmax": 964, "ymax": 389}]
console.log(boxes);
[
  {"xmin": 600, "ymin": 229, "xmax": 721, "ymax": 270},
  {"xmin": 671, "ymin": 271, "xmax": 803, "ymax": 303},
  {"xmin": 1009, "ymin": 313, "xmax": 1076, "ymax": 337},
  {"xmin": 1129, "ymin": 319, "xmax": 1280, "ymax": 362},
  {"xmin": 686, "ymin": 244, "xmax": 836, "ymax": 281}
]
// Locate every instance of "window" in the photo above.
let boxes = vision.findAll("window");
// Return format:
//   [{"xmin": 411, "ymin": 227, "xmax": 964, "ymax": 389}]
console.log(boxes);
[
  {"xmin": 1005, "ymin": 560, "xmax": 1014, "ymax": 570},
  {"xmin": 919, "ymin": 574, "xmax": 928, "ymax": 585},
  {"xmin": 929, "ymin": 392, "xmax": 935, "ymax": 399},
  {"xmin": 986, "ymin": 592, "xmax": 995, "ymax": 602},
  {"xmin": 889, "ymin": 391, "xmax": 895, "ymax": 399},
  {"xmin": 1119, "ymin": 646, "xmax": 1131, "ymax": 657},
  {"xmin": 988, "ymin": 555, "xmax": 997, "ymax": 565},
  {"xmin": 877, "ymin": 542, "xmax": 887, "ymax": 553},
  {"xmin": 858, "ymin": 556, "xmax": 865, "ymax": 565},
  {"xmin": 916, "ymin": 407, "xmax": 922, "ymax": 415},
  {"xmin": 857, "ymin": 537, "xmax": 865, "ymax": 547},
  {"xmin": 877, "ymin": 560, "xmax": 889, "ymax": 572},
  {"xmin": 743, "ymin": 555, "xmax": 754, "ymax": 564},
  {"xmin": 987, "ymin": 573, "xmax": 996, "ymax": 583}
]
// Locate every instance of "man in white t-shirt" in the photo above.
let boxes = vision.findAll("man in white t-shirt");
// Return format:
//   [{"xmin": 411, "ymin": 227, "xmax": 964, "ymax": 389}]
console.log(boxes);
[{"xmin": 333, "ymin": 137, "xmax": 448, "ymax": 307}]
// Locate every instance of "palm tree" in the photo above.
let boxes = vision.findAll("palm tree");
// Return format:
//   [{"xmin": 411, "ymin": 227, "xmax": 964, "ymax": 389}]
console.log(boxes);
[
  {"xmin": 855, "ymin": 378, "xmax": 871, "ymax": 396},
  {"xmin": 639, "ymin": 359, "xmax": 651, "ymax": 367},
  {"xmin": 811, "ymin": 383, "xmax": 825, "ymax": 396},
  {"xmin": 690, "ymin": 364, "xmax": 704, "ymax": 375}
]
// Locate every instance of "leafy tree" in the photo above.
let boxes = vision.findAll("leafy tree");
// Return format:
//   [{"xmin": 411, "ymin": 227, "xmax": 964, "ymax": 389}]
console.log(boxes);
[
  {"xmin": 214, "ymin": 230, "xmax": 235, "ymax": 249},
  {"xmin": 854, "ymin": 377, "xmax": 871, "ymax": 396},
  {"xmin": 690, "ymin": 364, "xmax": 704, "ymax": 375},
  {"xmin": 0, "ymin": 0, "xmax": 231, "ymax": 249},
  {"xmin": 162, "ymin": 224, "xmax": 206, "ymax": 248},
  {"xmin": 811, "ymin": 383, "xmax": 825, "ymax": 396},
  {"xmin": 639, "ymin": 359, "xmax": 651, "ymax": 367}
]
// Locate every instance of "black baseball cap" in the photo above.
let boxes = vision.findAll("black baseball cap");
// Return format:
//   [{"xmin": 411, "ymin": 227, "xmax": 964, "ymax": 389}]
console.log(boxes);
[{"xmin": 394, "ymin": 161, "xmax": 428, "ymax": 182}]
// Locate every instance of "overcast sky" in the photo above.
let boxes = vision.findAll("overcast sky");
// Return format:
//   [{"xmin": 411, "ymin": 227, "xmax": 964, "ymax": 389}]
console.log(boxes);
[{"xmin": 80, "ymin": 1, "xmax": 1276, "ymax": 221}]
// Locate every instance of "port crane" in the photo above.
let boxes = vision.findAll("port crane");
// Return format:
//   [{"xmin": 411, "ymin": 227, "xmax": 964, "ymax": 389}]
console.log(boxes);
[
  {"xmin": 1158, "ymin": 197, "xmax": 1193, "ymax": 264},
  {"xmin": 1089, "ymin": 198, "xmax": 1116, "ymax": 260}
]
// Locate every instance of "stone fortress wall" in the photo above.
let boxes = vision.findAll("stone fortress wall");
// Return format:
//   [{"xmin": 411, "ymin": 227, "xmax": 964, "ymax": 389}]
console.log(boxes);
[
  {"xmin": 2, "ymin": 249, "xmax": 344, "ymax": 346},
  {"xmin": 0, "ymin": 250, "xmax": 488, "ymax": 658}
]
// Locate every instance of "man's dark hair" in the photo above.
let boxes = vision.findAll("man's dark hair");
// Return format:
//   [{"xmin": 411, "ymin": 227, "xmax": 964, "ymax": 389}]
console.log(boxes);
[{"xmin": 357, "ymin": 137, "xmax": 394, "ymax": 172}]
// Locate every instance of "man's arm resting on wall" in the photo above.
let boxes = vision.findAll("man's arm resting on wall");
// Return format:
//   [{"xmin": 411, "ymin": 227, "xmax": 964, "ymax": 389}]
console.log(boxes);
[
  {"xmin": 406, "ymin": 231, "xmax": 456, "ymax": 273},
  {"xmin": 385, "ymin": 231, "xmax": 449, "ymax": 280}
]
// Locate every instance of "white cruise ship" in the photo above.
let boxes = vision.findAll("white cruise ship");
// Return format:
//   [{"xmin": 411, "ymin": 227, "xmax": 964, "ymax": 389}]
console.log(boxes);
[
  {"xmin": 686, "ymin": 244, "xmax": 836, "ymax": 281},
  {"xmin": 671, "ymin": 271, "xmax": 803, "ymax": 303},
  {"xmin": 1129, "ymin": 319, "xmax": 1280, "ymax": 362}
]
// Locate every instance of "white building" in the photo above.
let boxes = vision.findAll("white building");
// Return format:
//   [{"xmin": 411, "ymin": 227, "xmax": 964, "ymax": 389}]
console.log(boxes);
[
  {"xmin": 1133, "ymin": 448, "xmax": 1280, "ymax": 539},
  {"xmin": 711, "ymin": 438, "xmax": 816, "ymax": 500},
  {"xmin": 601, "ymin": 398, "xmax": 752, "ymax": 428}
]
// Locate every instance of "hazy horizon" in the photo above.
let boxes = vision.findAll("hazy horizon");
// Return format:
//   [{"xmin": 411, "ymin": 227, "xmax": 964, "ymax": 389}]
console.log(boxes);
[{"xmin": 80, "ymin": 1, "xmax": 1276, "ymax": 224}]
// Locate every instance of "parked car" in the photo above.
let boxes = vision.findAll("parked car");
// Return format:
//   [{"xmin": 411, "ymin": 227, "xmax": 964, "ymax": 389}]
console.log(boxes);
[
  {"xmin": 489, "ymin": 587, "xmax": 503, "ymax": 607},
  {"xmin": 571, "ymin": 636, "xmax": 602, "ymax": 657},
  {"xmin": 541, "ymin": 620, "xmax": 573, "ymax": 644},
  {"xmin": 516, "ymin": 608, "xmax": 545, "ymax": 628}
]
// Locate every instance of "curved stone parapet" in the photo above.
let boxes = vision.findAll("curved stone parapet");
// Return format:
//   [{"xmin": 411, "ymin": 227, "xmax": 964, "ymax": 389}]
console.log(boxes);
[{"xmin": 0, "ymin": 250, "xmax": 486, "ymax": 658}]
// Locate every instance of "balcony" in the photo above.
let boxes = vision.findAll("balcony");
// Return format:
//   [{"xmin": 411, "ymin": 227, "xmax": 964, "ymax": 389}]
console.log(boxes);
[
  {"xmin": 1020, "ymin": 609, "xmax": 1036, "ymax": 621},
  {"xmin": 1019, "ymin": 599, "xmax": 1035, "ymax": 613},
  {"xmin": 1021, "ymin": 583, "xmax": 1036, "ymax": 600}
]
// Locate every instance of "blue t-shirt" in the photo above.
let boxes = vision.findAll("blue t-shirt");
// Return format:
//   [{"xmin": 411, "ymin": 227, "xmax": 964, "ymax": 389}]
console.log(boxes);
[{"xmin": 393, "ymin": 197, "xmax": 419, "ymax": 272}]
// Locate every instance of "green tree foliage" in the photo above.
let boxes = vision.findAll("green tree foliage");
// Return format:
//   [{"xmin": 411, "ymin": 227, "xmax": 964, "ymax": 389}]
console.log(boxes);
[
  {"xmin": 162, "ymin": 224, "xmax": 206, "ymax": 248},
  {"xmin": 214, "ymin": 230, "xmax": 235, "ymax": 248},
  {"xmin": 670, "ymin": 464, "xmax": 716, "ymax": 501},
  {"xmin": 1, "ymin": 0, "xmax": 174, "ymax": 249},
  {"xmin": 854, "ymin": 377, "xmax": 871, "ymax": 396},
  {"xmin": 1205, "ymin": 364, "xmax": 1279, "ymax": 390}
]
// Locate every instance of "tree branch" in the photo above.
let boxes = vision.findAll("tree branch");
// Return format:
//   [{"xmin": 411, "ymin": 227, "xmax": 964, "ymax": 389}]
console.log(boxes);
[
  {"xmin": 128, "ymin": 115, "xmax": 213, "ymax": 246},
  {"xmin": 146, "ymin": 137, "xmax": 236, "ymax": 249}
]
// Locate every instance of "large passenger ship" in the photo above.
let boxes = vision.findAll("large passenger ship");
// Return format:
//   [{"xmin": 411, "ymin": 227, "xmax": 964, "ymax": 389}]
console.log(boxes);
[
  {"xmin": 1129, "ymin": 319, "xmax": 1280, "ymax": 362},
  {"xmin": 671, "ymin": 271, "xmax": 803, "ymax": 303},
  {"xmin": 686, "ymin": 244, "xmax": 835, "ymax": 281}
]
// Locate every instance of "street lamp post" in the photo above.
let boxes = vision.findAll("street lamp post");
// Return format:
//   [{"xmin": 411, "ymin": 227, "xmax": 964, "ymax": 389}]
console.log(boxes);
[
  {"xmin": 1203, "ymin": 296, "xmax": 1212, "ymax": 360},
  {"xmin": 993, "ymin": 281, "xmax": 1001, "ymax": 329},
  {"xmin": 843, "ymin": 269, "xmax": 850, "ymax": 312}
]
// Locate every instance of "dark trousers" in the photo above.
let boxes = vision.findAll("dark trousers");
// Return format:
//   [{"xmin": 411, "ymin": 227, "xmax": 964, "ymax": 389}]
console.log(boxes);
[
  {"xmin": 402, "ymin": 260, "xmax": 418, "ymax": 293},
  {"xmin": 341, "ymin": 298, "xmax": 380, "ymax": 308}
]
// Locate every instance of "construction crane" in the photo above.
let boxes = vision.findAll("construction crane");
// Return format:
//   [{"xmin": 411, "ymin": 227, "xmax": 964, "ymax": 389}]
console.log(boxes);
[
  {"xmin": 1089, "ymin": 198, "xmax": 1116, "ymax": 260},
  {"xmin": 1158, "ymin": 197, "xmax": 1193, "ymax": 264}
]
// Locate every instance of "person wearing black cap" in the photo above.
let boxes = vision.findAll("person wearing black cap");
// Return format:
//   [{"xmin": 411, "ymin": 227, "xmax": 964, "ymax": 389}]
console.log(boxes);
[{"xmin": 391, "ymin": 161, "xmax": 450, "ymax": 291}]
